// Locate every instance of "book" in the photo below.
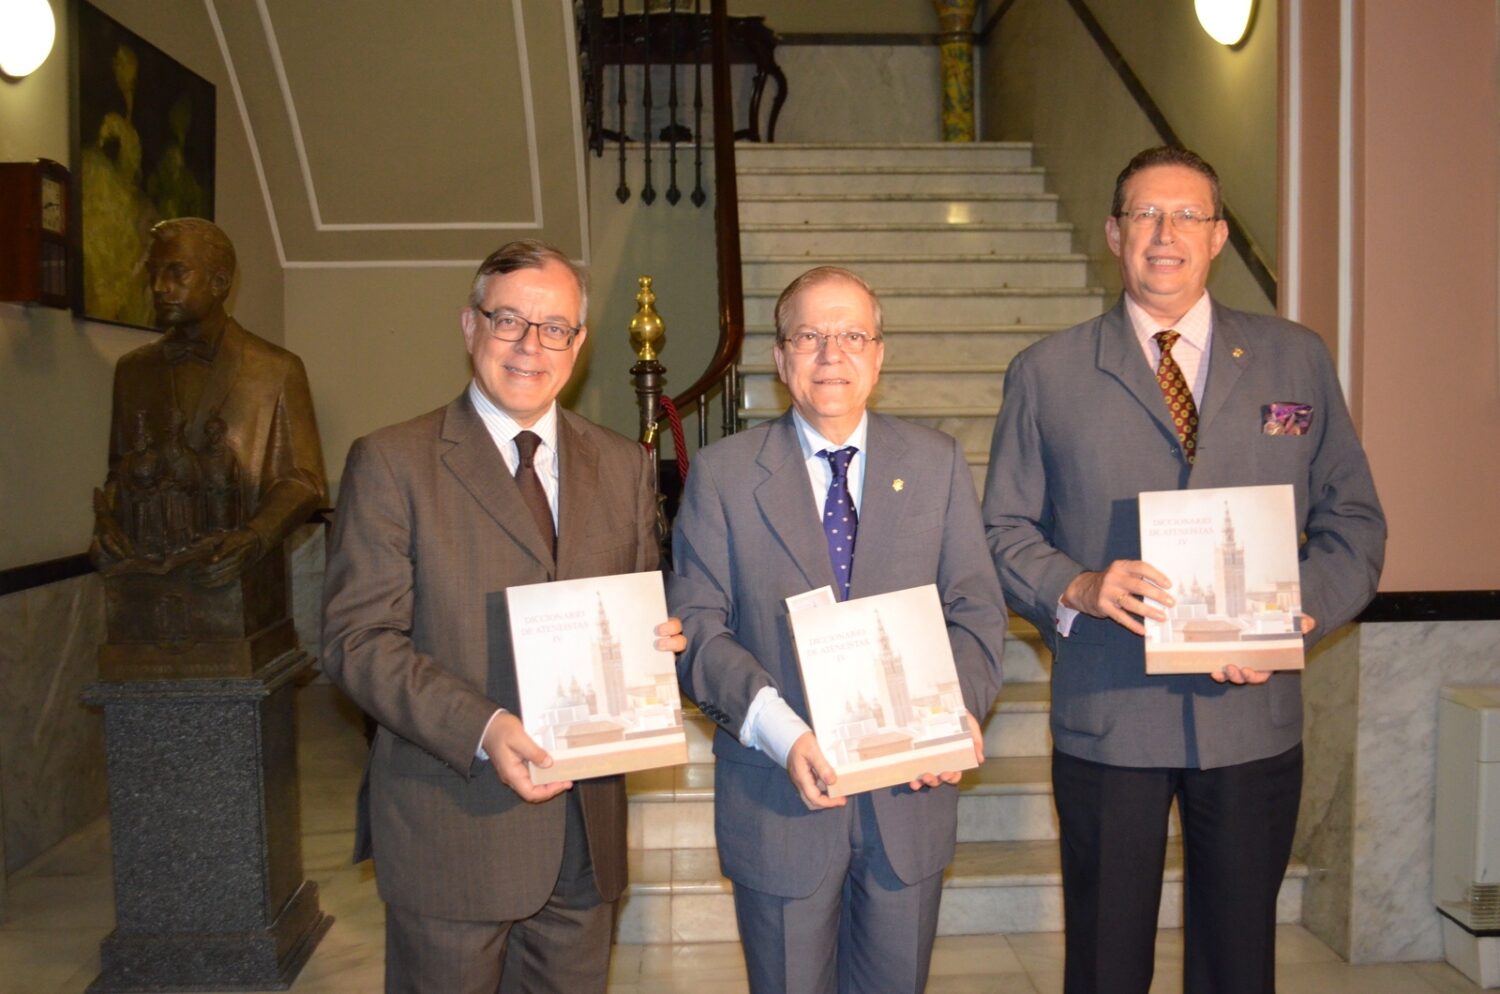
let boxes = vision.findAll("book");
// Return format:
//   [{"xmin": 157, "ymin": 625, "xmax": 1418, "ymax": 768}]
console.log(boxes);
[
  {"xmin": 787, "ymin": 584, "xmax": 978, "ymax": 797},
  {"xmin": 1138, "ymin": 483, "xmax": 1305, "ymax": 675},
  {"xmin": 504, "ymin": 570, "xmax": 689, "ymax": 784}
]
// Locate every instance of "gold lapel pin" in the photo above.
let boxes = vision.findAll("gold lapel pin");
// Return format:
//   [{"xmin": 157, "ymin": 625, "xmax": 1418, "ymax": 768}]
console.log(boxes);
[
  {"xmin": 1232, "ymin": 347, "xmax": 1245, "ymax": 358},
  {"xmin": 892, "ymin": 478, "xmax": 904, "ymax": 492}
]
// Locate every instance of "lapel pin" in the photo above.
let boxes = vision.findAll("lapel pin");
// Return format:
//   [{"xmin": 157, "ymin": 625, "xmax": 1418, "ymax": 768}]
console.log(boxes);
[
  {"xmin": 892, "ymin": 478, "xmax": 904, "ymax": 492},
  {"xmin": 1232, "ymin": 347, "xmax": 1245, "ymax": 358}
]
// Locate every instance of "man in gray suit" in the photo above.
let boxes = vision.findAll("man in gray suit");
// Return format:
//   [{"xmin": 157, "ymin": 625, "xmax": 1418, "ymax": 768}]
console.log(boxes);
[
  {"xmin": 671, "ymin": 266, "xmax": 1008, "ymax": 994},
  {"xmin": 322, "ymin": 240, "xmax": 684, "ymax": 994},
  {"xmin": 984, "ymin": 147, "xmax": 1385, "ymax": 994}
]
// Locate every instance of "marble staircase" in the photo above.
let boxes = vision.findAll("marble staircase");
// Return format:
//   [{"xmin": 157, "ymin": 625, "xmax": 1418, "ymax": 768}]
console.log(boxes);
[
  {"xmin": 620, "ymin": 143, "xmax": 1306, "ymax": 945},
  {"xmin": 733, "ymin": 142, "xmax": 1105, "ymax": 493}
]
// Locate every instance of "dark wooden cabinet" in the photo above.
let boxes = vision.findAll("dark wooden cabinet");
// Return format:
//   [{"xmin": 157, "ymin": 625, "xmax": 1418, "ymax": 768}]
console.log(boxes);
[{"xmin": 0, "ymin": 158, "xmax": 70, "ymax": 309}]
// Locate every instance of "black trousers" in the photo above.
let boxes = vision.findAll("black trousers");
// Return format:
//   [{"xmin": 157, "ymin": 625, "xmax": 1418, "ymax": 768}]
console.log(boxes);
[{"xmin": 1052, "ymin": 744, "xmax": 1302, "ymax": 994}]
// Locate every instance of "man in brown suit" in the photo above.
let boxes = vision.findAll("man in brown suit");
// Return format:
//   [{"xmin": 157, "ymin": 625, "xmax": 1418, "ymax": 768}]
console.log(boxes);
[{"xmin": 322, "ymin": 240, "xmax": 684, "ymax": 994}]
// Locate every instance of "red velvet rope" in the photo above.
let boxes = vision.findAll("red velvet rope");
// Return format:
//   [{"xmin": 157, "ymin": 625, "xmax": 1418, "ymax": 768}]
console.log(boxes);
[{"xmin": 657, "ymin": 395, "xmax": 690, "ymax": 483}]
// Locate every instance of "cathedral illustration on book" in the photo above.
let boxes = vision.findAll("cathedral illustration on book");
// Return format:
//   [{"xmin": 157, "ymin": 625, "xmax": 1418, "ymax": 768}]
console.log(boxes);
[
  {"xmin": 1158, "ymin": 503, "xmax": 1303, "ymax": 644},
  {"xmin": 826, "ymin": 613, "xmax": 970, "ymax": 766},
  {"xmin": 532, "ymin": 595, "xmax": 682, "ymax": 751}
]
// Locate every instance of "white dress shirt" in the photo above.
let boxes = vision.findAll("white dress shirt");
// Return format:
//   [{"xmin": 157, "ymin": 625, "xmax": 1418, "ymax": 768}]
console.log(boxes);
[
  {"xmin": 1055, "ymin": 291, "xmax": 1214, "ymax": 637},
  {"xmin": 739, "ymin": 411, "xmax": 871, "ymax": 768},
  {"xmin": 470, "ymin": 382, "xmax": 561, "ymax": 758}
]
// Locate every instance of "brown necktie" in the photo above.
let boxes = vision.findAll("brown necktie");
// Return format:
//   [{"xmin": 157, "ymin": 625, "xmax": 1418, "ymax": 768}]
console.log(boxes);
[
  {"xmin": 1154, "ymin": 330, "xmax": 1198, "ymax": 464},
  {"xmin": 513, "ymin": 430, "xmax": 556, "ymax": 558}
]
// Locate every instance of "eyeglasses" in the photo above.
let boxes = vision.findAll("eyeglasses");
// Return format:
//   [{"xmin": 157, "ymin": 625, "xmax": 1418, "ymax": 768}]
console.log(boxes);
[
  {"xmin": 1115, "ymin": 207, "xmax": 1219, "ymax": 229},
  {"xmin": 475, "ymin": 307, "xmax": 580, "ymax": 350},
  {"xmin": 778, "ymin": 330, "xmax": 883, "ymax": 354}
]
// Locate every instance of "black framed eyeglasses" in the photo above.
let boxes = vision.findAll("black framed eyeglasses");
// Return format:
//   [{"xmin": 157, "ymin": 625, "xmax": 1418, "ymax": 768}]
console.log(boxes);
[{"xmin": 475, "ymin": 307, "xmax": 581, "ymax": 351}]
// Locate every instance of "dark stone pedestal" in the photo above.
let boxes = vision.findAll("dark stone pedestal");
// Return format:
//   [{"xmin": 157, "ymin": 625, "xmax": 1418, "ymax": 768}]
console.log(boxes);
[{"xmin": 83, "ymin": 651, "xmax": 331, "ymax": 992}]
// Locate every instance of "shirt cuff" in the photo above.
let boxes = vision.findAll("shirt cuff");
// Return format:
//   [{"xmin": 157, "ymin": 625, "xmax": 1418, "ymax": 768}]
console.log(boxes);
[
  {"xmin": 476, "ymin": 708, "xmax": 506, "ymax": 761},
  {"xmin": 740, "ymin": 687, "xmax": 812, "ymax": 769},
  {"xmin": 1056, "ymin": 601, "xmax": 1080, "ymax": 638}
]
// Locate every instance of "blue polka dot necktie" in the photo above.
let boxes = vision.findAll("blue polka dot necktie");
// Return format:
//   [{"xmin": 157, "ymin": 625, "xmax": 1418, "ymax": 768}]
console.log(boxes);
[{"xmin": 819, "ymin": 446, "xmax": 859, "ymax": 600}]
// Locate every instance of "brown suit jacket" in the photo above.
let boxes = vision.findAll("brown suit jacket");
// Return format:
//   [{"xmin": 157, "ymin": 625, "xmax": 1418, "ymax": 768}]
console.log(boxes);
[{"xmin": 321, "ymin": 392, "xmax": 658, "ymax": 921}]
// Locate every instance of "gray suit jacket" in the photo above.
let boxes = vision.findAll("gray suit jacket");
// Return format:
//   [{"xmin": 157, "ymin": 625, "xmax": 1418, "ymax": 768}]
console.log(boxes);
[
  {"xmin": 669, "ymin": 411, "xmax": 1007, "ymax": 898},
  {"xmin": 984, "ymin": 297, "xmax": 1385, "ymax": 770},
  {"xmin": 321, "ymin": 394, "xmax": 658, "ymax": 920}
]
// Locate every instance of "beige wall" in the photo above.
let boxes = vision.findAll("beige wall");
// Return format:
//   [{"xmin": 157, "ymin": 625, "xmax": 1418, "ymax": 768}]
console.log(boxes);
[
  {"xmin": 0, "ymin": 0, "xmax": 284, "ymax": 571},
  {"xmin": 979, "ymin": 0, "xmax": 1275, "ymax": 314}
]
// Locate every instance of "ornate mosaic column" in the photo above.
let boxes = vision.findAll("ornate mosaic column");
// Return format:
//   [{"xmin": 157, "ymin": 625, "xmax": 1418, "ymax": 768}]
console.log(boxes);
[{"xmin": 933, "ymin": 0, "xmax": 978, "ymax": 141}]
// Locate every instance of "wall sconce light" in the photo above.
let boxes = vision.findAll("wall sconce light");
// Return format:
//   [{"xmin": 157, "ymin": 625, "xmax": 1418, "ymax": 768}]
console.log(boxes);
[
  {"xmin": 0, "ymin": 0, "xmax": 57, "ymax": 79},
  {"xmin": 1195, "ymin": 0, "xmax": 1255, "ymax": 47}
]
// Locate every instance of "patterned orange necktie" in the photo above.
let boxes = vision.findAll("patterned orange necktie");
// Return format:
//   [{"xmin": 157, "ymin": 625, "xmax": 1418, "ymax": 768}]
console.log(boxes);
[{"xmin": 1154, "ymin": 330, "xmax": 1198, "ymax": 464}]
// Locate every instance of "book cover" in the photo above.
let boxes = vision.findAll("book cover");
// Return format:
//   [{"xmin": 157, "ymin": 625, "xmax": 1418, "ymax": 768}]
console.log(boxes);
[
  {"xmin": 787, "ymin": 584, "xmax": 977, "ymax": 797},
  {"xmin": 1138, "ymin": 484, "xmax": 1305, "ymax": 675},
  {"xmin": 504, "ymin": 570, "xmax": 688, "ymax": 784}
]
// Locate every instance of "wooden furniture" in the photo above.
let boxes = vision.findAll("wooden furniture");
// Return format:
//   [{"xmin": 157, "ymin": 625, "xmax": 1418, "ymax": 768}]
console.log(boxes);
[{"xmin": 0, "ymin": 159, "xmax": 70, "ymax": 308}]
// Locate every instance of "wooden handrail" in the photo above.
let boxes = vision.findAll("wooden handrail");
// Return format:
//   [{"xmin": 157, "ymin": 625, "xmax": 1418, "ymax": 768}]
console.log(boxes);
[{"xmin": 669, "ymin": 0, "xmax": 745, "ymax": 423}]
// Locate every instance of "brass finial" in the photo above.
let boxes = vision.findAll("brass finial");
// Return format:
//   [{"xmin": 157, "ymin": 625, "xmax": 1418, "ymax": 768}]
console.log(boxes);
[{"xmin": 629, "ymin": 275, "xmax": 665, "ymax": 362}]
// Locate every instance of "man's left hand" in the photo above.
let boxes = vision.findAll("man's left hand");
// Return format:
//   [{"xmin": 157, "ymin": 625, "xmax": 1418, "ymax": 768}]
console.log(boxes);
[
  {"xmin": 654, "ymin": 617, "xmax": 686, "ymax": 654},
  {"xmin": 907, "ymin": 711, "xmax": 985, "ymax": 791},
  {"xmin": 1211, "ymin": 614, "xmax": 1316, "ymax": 685}
]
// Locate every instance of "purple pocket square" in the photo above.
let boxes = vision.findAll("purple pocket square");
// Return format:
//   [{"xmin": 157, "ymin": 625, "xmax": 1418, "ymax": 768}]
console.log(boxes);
[{"xmin": 1262, "ymin": 403, "xmax": 1313, "ymax": 436}]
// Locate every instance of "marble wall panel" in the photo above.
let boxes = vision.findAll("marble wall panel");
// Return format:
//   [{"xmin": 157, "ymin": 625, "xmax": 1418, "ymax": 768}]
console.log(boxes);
[
  {"xmin": 1295, "ymin": 623, "xmax": 1361, "ymax": 957},
  {"xmin": 1348, "ymin": 620, "xmax": 1500, "ymax": 963},
  {"xmin": 288, "ymin": 523, "xmax": 327, "ymax": 665},
  {"xmin": 0, "ymin": 574, "xmax": 108, "ymax": 877},
  {"xmin": 772, "ymin": 46, "xmax": 943, "ymax": 144},
  {"xmin": 1294, "ymin": 619, "xmax": 1500, "ymax": 964}
]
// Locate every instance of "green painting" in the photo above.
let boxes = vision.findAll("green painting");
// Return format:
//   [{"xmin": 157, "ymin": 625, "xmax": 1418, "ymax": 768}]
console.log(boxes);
[{"xmin": 73, "ymin": 1, "xmax": 215, "ymax": 330}]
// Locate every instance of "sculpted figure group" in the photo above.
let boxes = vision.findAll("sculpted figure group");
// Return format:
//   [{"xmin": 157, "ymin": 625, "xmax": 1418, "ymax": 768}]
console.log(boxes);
[{"xmin": 315, "ymin": 145, "xmax": 1386, "ymax": 994}]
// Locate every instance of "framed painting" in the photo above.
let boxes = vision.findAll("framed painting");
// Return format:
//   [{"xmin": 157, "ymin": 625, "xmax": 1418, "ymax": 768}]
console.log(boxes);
[{"xmin": 71, "ymin": 0, "xmax": 215, "ymax": 330}]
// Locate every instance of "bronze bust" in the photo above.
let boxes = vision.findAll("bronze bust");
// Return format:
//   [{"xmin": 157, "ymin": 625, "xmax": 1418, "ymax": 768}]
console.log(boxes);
[{"xmin": 91, "ymin": 218, "xmax": 326, "ymax": 678}]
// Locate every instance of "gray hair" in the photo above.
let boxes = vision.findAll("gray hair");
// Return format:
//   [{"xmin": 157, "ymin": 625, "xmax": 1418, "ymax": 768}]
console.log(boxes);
[
  {"xmin": 468, "ymin": 239, "xmax": 589, "ymax": 324},
  {"xmin": 773, "ymin": 266, "xmax": 884, "ymax": 342}
]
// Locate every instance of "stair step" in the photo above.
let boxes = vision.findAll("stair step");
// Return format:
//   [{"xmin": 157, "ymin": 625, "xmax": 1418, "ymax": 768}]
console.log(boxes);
[
  {"xmin": 735, "ymin": 141, "xmax": 1037, "ymax": 169},
  {"xmin": 739, "ymin": 222, "xmax": 1075, "ymax": 256},
  {"xmin": 745, "ymin": 286, "xmax": 1107, "ymax": 326},
  {"xmin": 741, "ymin": 254, "xmax": 1089, "ymax": 289},
  {"xmin": 739, "ymin": 194, "xmax": 1061, "ymax": 225},
  {"xmin": 617, "ymin": 839, "xmax": 1307, "ymax": 942},
  {"xmin": 740, "ymin": 408, "xmax": 999, "ymax": 455},
  {"xmin": 738, "ymin": 364, "xmax": 1006, "ymax": 411},
  {"xmin": 630, "ymin": 756, "xmax": 1071, "ymax": 850},
  {"xmin": 737, "ymin": 166, "xmax": 1047, "ymax": 196},
  {"xmin": 741, "ymin": 326, "xmax": 1060, "ymax": 367}
]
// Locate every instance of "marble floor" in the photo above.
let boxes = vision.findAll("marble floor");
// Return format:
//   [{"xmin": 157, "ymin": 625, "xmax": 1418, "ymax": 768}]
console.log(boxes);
[{"xmin": 0, "ymin": 683, "xmax": 1483, "ymax": 994}]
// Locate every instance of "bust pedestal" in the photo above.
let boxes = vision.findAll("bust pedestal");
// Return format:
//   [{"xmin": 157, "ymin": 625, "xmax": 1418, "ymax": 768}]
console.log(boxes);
[{"xmin": 84, "ymin": 648, "xmax": 330, "ymax": 992}]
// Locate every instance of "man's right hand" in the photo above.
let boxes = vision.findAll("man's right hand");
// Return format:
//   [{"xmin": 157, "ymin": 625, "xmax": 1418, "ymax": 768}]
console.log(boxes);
[
  {"xmin": 786, "ymin": 731, "xmax": 846, "ymax": 811},
  {"xmin": 481, "ymin": 711, "xmax": 572, "ymax": 803},
  {"xmin": 1063, "ymin": 560, "xmax": 1174, "ymax": 636}
]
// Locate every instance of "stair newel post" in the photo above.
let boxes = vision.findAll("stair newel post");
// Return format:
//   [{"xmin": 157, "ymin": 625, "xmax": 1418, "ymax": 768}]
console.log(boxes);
[
  {"xmin": 629, "ymin": 275, "xmax": 668, "ymax": 487},
  {"xmin": 932, "ymin": 0, "xmax": 978, "ymax": 142}
]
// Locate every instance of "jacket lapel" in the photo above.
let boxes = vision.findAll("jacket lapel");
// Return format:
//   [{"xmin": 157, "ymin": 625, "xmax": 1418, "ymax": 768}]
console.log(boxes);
[
  {"xmin": 555, "ymin": 411, "xmax": 600, "ymax": 577},
  {"xmin": 440, "ymin": 394, "xmax": 555, "ymax": 573},
  {"xmin": 753, "ymin": 412, "xmax": 837, "ymax": 595},
  {"xmin": 846, "ymin": 413, "xmax": 911, "ymax": 600},
  {"xmin": 1196, "ymin": 301, "xmax": 1252, "ymax": 440},
  {"xmin": 1095, "ymin": 296, "xmax": 1180, "ymax": 448}
]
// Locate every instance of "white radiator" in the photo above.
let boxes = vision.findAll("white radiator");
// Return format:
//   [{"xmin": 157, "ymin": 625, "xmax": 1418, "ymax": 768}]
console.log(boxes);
[{"xmin": 1435, "ymin": 685, "xmax": 1500, "ymax": 988}]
